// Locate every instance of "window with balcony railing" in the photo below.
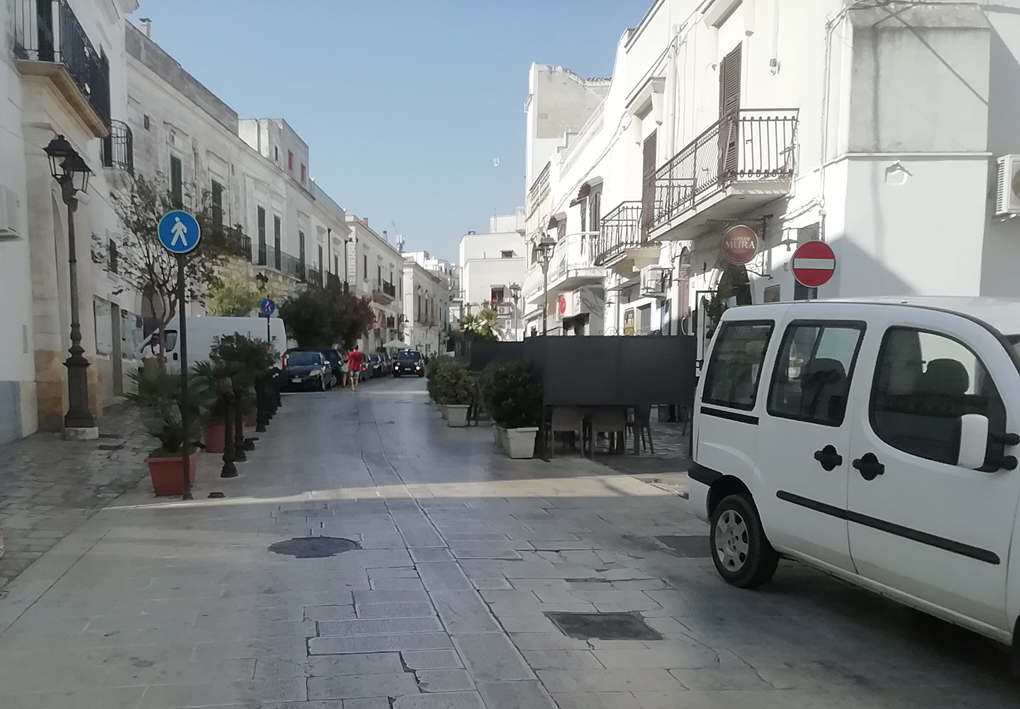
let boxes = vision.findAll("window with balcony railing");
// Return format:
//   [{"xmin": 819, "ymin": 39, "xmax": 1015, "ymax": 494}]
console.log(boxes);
[
  {"xmin": 12, "ymin": 0, "xmax": 111, "ymax": 129},
  {"xmin": 101, "ymin": 120, "xmax": 133, "ymax": 173},
  {"xmin": 595, "ymin": 202, "xmax": 641, "ymax": 266},
  {"xmin": 646, "ymin": 109, "xmax": 798, "ymax": 235}
]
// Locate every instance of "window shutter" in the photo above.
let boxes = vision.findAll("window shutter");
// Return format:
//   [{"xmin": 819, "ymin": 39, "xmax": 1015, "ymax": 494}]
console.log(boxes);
[
  {"xmin": 719, "ymin": 44, "xmax": 742, "ymax": 177},
  {"xmin": 641, "ymin": 130, "xmax": 658, "ymax": 237}
]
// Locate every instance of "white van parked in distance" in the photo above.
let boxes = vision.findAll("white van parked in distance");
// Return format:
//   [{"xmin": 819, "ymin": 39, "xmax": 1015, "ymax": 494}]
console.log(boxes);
[
  {"xmin": 689, "ymin": 297, "xmax": 1020, "ymax": 667},
  {"xmin": 147, "ymin": 316, "xmax": 287, "ymax": 369}
]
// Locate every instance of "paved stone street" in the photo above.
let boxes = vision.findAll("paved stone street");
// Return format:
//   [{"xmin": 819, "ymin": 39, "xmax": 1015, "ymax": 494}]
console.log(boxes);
[
  {"xmin": 0, "ymin": 404, "xmax": 150, "ymax": 589},
  {"xmin": 0, "ymin": 379, "xmax": 1017, "ymax": 708}
]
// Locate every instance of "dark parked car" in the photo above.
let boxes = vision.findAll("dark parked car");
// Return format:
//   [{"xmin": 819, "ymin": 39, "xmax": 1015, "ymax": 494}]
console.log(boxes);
[
  {"xmin": 392, "ymin": 350, "xmax": 425, "ymax": 377},
  {"xmin": 364, "ymin": 353, "xmax": 384, "ymax": 379},
  {"xmin": 286, "ymin": 347, "xmax": 341, "ymax": 388},
  {"xmin": 282, "ymin": 350, "xmax": 330, "ymax": 391}
]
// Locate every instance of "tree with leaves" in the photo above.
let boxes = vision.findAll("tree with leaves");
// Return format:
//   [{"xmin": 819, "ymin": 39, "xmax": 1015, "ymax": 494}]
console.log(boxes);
[
  {"xmin": 207, "ymin": 273, "xmax": 278, "ymax": 317},
  {"xmin": 458, "ymin": 309, "xmax": 500, "ymax": 342},
  {"xmin": 279, "ymin": 281, "xmax": 375, "ymax": 348},
  {"xmin": 100, "ymin": 172, "xmax": 238, "ymax": 361}
]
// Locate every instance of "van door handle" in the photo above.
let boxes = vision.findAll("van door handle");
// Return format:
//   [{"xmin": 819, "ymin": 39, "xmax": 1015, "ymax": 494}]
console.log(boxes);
[
  {"xmin": 852, "ymin": 452, "xmax": 885, "ymax": 481},
  {"xmin": 813, "ymin": 445, "xmax": 843, "ymax": 471}
]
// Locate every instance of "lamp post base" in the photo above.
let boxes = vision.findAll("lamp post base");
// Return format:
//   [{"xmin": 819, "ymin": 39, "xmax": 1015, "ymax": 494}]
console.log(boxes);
[{"xmin": 63, "ymin": 426, "xmax": 99, "ymax": 441}]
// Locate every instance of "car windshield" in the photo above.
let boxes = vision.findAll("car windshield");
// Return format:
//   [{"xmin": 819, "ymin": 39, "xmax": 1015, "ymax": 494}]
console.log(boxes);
[
  {"xmin": 397, "ymin": 351, "xmax": 422, "ymax": 361},
  {"xmin": 287, "ymin": 352, "xmax": 321, "ymax": 366},
  {"xmin": 1008, "ymin": 335, "xmax": 1020, "ymax": 360}
]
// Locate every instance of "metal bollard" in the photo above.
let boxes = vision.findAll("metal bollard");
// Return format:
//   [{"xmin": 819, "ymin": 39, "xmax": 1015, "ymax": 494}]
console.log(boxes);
[
  {"xmin": 255, "ymin": 376, "xmax": 268, "ymax": 433},
  {"xmin": 220, "ymin": 381, "xmax": 238, "ymax": 478}
]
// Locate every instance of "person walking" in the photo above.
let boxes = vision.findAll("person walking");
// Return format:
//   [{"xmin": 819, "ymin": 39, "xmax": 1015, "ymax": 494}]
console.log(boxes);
[
  {"xmin": 340, "ymin": 350, "xmax": 351, "ymax": 389},
  {"xmin": 347, "ymin": 345, "xmax": 364, "ymax": 391}
]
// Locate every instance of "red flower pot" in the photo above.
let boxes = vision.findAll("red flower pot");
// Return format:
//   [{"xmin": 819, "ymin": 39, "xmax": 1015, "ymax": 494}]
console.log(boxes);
[
  {"xmin": 204, "ymin": 423, "xmax": 225, "ymax": 454},
  {"xmin": 243, "ymin": 411, "xmax": 257, "ymax": 428},
  {"xmin": 146, "ymin": 452, "xmax": 199, "ymax": 496}
]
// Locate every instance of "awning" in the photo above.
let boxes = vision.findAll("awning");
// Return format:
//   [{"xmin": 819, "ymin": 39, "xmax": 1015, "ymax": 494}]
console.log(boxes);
[{"xmin": 569, "ymin": 177, "xmax": 604, "ymax": 207}]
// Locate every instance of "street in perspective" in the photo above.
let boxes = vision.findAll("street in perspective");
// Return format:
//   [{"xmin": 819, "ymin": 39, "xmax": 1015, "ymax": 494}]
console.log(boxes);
[{"xmin": 3, "ymin": 1, "xmax": 1020, "ymax": 708}]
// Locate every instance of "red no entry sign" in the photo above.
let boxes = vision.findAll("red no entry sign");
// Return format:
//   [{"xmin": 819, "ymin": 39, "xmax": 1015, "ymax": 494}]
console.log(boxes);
[{"xmin": 792, "ymin": 241, "xmax": 836, "ymax": 288}]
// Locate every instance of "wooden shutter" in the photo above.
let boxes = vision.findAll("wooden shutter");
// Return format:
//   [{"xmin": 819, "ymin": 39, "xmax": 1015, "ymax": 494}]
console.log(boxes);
[
  {"xmin": 719, "ymin": 45, "xmax": 741, "ymax": 178},
  {"xmin": 641, "ymin": 130, "xmax": 658, "ymax": 237}
]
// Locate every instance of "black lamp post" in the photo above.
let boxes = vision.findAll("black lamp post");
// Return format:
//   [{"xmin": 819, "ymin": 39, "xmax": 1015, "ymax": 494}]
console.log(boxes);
[
  {"xmin": 509, "ymin": 282, "xmax": 521, "ymax": 341},
  {"xmin": 534, "ymin": 234, "xmax": 556, "ymax": 337},
  {"xmin": 44, "ymin": 135, "xmax": 95, "ymax": 432}
]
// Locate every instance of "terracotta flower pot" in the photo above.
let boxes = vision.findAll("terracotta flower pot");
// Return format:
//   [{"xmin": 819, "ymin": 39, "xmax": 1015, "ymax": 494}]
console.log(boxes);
[
  {"xmin": 146, "ymin": 452, "xmax": 199, "ymax": 496},
  {"xmin": 244, "ymin": 411, "xmax": 257, "ymax": 428},
  {"xmin": 203, "ymin": 422, "xmax": 225, "ymax": 454}
]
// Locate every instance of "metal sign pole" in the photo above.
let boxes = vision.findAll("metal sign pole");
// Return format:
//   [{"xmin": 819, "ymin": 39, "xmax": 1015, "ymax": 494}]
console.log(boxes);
[{"xmin": 177, "ymin": 253, "xmax": 193, "ymax": 501}]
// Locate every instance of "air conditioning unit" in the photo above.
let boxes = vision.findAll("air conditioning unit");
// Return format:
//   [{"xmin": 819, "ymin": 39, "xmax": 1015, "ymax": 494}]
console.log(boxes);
[
  {"xmin": 996, "ymin": 155, "xmax": 1020, "ymax": 216},
  {"xmin": 0, "ymin": 185, "xmax": 20, "ymax": 240},
  {"xmin": 640, "ymin": 266, "xmax": 668, "ymax": 297}
]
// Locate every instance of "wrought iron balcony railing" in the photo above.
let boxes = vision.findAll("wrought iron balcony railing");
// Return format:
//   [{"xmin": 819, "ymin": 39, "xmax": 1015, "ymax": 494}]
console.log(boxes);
[
  {"xmin": 225, "ymin": 232, "xmax": 251, "ymax": 261},
  {"xmin": 645, "ymin": 109, "xmax": 798, "ymax": 236},
  {"xmin": 595, "ymin": 201, "xmax": 641, "ymax": 266},
  {"xmin": 326, "ymin": 271, "xmax": 342, "ymax": 289},
  {"xmin": 257, "ymin": 245, "xmax": 305, "ymax": 282},
  {"xmin": 306, "ymin": 267, "xmax": 323, "ymax": 288},
  {"xmin": 12, "ymin": 0, "xmax": 111, "ymax": 128},
  {"xmin": 101, "ymin": 119, "xmax": 133, "ymax": 173}
]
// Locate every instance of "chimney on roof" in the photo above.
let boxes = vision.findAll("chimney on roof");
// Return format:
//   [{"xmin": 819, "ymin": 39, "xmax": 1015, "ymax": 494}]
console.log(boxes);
[
  {"xmin": 139, "ymin": 18, "xmax": 152, "ymax": 38},
  {"xmin": 383, "ymin": 230, "xmax": 388, "ymax": 242},
  {"xmin": 364, "ymin": 218, "xmax": 369, "ymax": 226}
]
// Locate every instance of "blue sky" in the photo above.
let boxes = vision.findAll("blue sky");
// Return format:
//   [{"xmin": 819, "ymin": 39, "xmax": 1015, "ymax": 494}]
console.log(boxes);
[{"xmin": 130, "ymin": 1, "xmax": 650, "ymax": 261}]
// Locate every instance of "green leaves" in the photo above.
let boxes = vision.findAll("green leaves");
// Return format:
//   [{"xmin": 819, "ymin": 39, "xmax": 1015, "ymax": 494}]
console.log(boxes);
[
  {"xmin": 426, "ymin": 358, "xmax": 475, "ymax": 406},
  {"xmin": 480, "ymin": 362, "xmax": 543, "ymax": 429},
  {"xmin": 279, "ymin": 283, "xmax": 375, "ymax": 349}
]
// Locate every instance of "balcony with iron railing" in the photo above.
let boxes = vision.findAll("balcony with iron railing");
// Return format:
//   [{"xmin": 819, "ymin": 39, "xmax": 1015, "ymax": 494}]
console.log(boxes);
[
  {"xmin": 646, "ymin": 109, "xmax": 799, "ymax": 241},
  {"xmin": 12, "ymin": 0, "xmax": 111, "ymax": 137},
  {"xmin": 372, "ymin": 281, "xmax": 396, "ymax": 304},
  {"xmin": 326, "ymin": 271, "xmax": 342, "ymax": 290},
  {"xmin": 257, "ymin": 244, "xmax": 306, "ymax": 282},
  {"xmin": 306, "ymin": 267, "xmax": 323, "ymax": 288},
  {"xmin": 224, "ymin": 232, "xmax": 251, "ymax": 261},
  {"xmin": 101, "ymin": 119, "xmax": 132, "ymax": 173}
]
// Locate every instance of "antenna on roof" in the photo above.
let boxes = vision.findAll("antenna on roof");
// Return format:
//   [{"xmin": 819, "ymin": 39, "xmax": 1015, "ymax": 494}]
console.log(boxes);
[{"xmin": 396, "ymin": 235, "xmax": 405, "ymax": 253}]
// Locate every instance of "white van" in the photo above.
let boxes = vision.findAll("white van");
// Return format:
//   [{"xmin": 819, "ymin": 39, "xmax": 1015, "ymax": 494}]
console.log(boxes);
[
  {"xmin": 689, "ymin": 297, "xmax": 1020, "ymax": 660},
  {"xmin": 151, "ymin": 315, "xmax": 287, "ymax": 369}
]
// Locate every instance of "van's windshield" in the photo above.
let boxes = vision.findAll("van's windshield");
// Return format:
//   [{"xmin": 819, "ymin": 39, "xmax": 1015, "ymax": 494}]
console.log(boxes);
[{"xmin": 1008, "ymin": 335, "xmax": 1020, "ymax": 359}]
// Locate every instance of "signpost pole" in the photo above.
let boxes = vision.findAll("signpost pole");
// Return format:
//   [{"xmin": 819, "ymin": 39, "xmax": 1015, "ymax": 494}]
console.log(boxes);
[{"xmin": 177, "ymin": 253, "xmax": 193, "ymax": 501}]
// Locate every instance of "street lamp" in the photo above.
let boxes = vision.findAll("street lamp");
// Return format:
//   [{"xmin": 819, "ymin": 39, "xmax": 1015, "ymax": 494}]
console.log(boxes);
[
  {"xmin": 533, "ymin": 234, "xmax": 556, "ymax": 336},
  {"xmin": 509, "ymin": 282, "xmax": 521, "ymax": 341},
  {"xmin": 44, "ymin": 135, "xmax": 95, "ymax": 435}
]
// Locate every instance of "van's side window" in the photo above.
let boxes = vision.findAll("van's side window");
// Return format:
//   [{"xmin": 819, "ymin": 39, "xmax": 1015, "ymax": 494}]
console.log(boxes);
[
  {"xmin": 871, "ymin": 327, "xmax": 1006, "ymax": 467},
  {"xmin": 702, "ymin": 321, "xmax": 774, "ymax": 411},
  {"xmin": 768, "ymin": 322, "xmax": 864, "ymax": 426}
]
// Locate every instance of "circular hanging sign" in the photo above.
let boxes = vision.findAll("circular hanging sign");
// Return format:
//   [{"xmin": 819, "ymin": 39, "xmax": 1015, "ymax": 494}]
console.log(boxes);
[
  {"xmin": 721, "ymin": 225, "xmax": 759, "ymax": 265},
  {"xmin": 792, "ymin": 240, "xmax": 837, "ymax": 288},
  {"xmin": 558, "ymin": 296, "xmax": 567, "ymax": 315}
]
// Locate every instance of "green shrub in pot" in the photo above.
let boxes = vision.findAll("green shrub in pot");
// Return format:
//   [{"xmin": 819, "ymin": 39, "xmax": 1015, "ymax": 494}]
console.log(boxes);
[
  {"xmin": 430, "ymin": 359, "xmax": 474, "ymax": 406},
  {"xmin": 481, "ymin": 362, "xmax": 542, "ymax": 429}
]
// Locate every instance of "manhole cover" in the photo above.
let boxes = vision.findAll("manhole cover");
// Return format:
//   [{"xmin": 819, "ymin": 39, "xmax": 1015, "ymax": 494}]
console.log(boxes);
[
  {"xmin": 546, "ymin": 612, "xmax": 662, "ymax": 641},
  {"xmin": 268, "ymin": 537, "xmax": 360, "ymax": 558},
  {"xmin": 656, "ymin": 535, "xmax": 711, "ymax": 558}
]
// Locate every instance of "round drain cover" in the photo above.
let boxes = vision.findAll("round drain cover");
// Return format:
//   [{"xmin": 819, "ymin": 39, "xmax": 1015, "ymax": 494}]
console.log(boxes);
[{"xmin": 268, "ymin": 536, "xmax": 360, "ymax": 558}]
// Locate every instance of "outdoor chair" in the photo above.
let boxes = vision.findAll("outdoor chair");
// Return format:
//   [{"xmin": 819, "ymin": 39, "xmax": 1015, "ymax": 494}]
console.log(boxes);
[
  {"xmin": 627, "ymin": 405, "xmax": 654, "ymax": 454},
  {"xmin": 547, "ymin": 406, "xmax": 587, "ymax": 458},
  {"xmin": 587, "ymin": 407, "xmax": 627, "ymax": 455}
]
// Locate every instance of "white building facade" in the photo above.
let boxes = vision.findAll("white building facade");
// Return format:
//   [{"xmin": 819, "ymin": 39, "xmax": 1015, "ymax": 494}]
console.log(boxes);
[
  {"xmin": 346, "ymin": 216, "xmax": 404, "ymax": 353},
  {"xmin": 524, "ymin": 0, "xmax": 1020, "ymax": 352},
  {"xmin": 459, "ymin": 213, "xmax": 527, "ymax": 340},
  {"xmin": 402, "ymin": 260, "xmax": 446, "ymax": 356}
]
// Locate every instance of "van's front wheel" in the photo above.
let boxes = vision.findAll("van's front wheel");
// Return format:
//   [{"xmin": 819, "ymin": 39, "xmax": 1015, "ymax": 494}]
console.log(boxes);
[{"xmin": 710, "ymin": 494, "xmax": 778, "ymax": 589}]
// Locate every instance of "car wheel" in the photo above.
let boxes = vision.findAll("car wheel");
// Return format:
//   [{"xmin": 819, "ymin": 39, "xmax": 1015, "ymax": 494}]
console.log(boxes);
[
  {"xmin": 320, "ymin": 375, "xmax": 328, "ymax": 392},
  {"xmin": 709, "ymin": 493, "xmax": 778, "ymax": 589}
]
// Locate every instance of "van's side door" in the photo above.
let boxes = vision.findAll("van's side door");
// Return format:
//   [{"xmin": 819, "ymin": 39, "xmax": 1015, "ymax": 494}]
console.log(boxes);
[
  {"xmin": 756, "ymin": 315, "xmax": 866, "ymax": 571},
  {"xmin": 847, "ymin": 309, "xmax": 1020, "ymax": 632}
]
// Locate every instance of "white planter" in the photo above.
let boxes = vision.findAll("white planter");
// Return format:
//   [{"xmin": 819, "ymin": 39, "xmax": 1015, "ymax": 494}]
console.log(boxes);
[
  {"xmin": 446, "ymin": 404, "xmax": 470, "ymax": 428},
  {"xmin": 505, "ymin": 427, "xmax": 538, "ymax": 459},
  {"xmin": 493, "ymin": 425, "xmax": 503, "ymax": 448}
]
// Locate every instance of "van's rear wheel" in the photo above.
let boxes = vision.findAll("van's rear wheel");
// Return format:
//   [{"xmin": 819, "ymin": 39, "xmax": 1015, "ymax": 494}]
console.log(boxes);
[
  {"xmin": 1012, "ymin": 617, "xmax": 1020, "ymax": 679},
  {"xmin": 710, "ymin": 494, "xmax": 778, "ymax": 589}
]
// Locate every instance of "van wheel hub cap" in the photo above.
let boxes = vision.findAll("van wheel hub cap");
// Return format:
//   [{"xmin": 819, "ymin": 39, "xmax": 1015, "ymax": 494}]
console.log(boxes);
[{"xmin": 715, "ymin": 510, "xmax": 749, "ymax": 571}]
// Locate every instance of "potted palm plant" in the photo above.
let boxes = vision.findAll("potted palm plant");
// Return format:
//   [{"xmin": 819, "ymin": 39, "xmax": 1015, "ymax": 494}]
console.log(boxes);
[
  {"xmin": 127, "ymin": 367, "xmax": 207, "ymax": 495},
  {"xmin": 192, "ymin": 360, "xmax": 240, "ymax": 454},
  {"xmin": 482, "ymin": 362, "xmax": 543, "ymax": 459}
]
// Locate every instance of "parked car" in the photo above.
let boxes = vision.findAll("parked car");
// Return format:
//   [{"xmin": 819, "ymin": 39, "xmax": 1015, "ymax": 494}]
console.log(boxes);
[
  {"xmin": 393, "ymin": 350, "xmax": 425, "ymax": 377},
  {"xmin": 286, "ymin": 347, "xmax": 341, "ymax": 388},
  {"xmin": 689, "ymin": 297, "xmax": 1020, "ymax": 661},
  {"xmin": 281, "ymin": 350, "xmax": 330, "ymax": 391},
  {"xmin": 364, "ymin": 354, "xmax": 383, "ymax": 379}
]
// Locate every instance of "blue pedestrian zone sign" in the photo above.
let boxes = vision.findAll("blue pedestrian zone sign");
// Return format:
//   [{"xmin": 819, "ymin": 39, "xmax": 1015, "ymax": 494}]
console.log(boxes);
[
  {"xmin": 259, "ymin": 298, "xmax": 277, "ymax": 316},
  {"xmin": 158, "ymin": 210, "xmax": 201, "ymax": 254}
]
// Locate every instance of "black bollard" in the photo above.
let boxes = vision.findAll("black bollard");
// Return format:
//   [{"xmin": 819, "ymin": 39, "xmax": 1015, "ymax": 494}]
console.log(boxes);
[
  {"xmin": 220, "ymin": 383, "xmax": 238, "ymax": 478},
  {"xmin": 233, "ymin": 388, "xmax": 248, "ymax": 461},
  {"xmin": 255, "ymin": 376, "xmax": 268, "ymax": 433}
]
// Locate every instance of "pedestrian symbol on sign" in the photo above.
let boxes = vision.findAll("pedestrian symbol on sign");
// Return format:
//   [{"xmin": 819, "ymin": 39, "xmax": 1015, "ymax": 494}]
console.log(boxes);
[{"xmin": 170, "ymin": 217, "xmax": 189, "ymax": 248}]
